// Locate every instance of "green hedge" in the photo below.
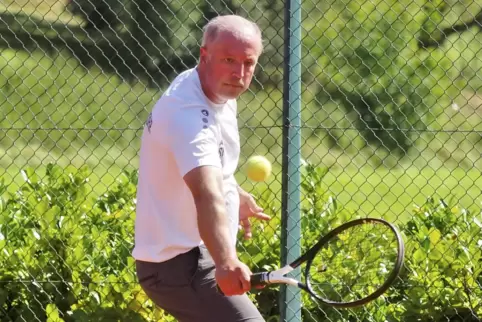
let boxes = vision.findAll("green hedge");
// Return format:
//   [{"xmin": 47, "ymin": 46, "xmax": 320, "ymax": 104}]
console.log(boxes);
[{"xmin": 1, "ymin": 163, "xmax": 481, "ymax": 321}]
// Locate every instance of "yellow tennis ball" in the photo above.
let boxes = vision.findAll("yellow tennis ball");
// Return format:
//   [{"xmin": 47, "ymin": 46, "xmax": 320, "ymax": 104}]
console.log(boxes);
[{"xmin": 245, "ymin": 155, "xmax": 272, "ymax": 182}]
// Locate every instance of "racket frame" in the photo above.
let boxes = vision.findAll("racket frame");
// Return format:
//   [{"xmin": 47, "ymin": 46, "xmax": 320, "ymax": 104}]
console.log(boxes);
[{"xmin": 250, "ymin": 217, "xmax": 405, "ymax": 308}]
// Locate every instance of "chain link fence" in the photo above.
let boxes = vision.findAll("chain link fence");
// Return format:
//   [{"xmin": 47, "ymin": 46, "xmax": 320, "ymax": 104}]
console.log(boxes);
[{"xmin": 1, "ymin": 0, "xmax": 482, "ymax": 321}]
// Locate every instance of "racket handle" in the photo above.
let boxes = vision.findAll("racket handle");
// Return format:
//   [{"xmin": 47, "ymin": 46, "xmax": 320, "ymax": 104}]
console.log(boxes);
[
  {"xmin": 215, "ymin": 272, "xmax": 268, "ymax": 296},
  {"xmin": 250, "ymin": 272, "xmax": 268, "ymax": 287}
]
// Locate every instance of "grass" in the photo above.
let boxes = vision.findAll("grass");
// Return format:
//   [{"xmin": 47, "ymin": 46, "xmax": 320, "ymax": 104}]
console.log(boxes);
[{"xmin": 236, "ymin": 162, "xmax": 482, "ymax": 225}]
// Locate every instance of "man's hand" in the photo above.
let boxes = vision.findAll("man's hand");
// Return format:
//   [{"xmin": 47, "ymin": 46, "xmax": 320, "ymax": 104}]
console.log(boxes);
[
  {"xmin": 237, "ymin": 186, "xmax": 271, "ymax": 240},
  {"xmin": 215, "ymin": 257, "xmax": 253, "ymax": 296}
]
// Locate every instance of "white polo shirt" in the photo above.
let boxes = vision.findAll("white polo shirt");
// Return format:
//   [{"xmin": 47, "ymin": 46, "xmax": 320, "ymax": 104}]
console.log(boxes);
[{"xmin": 132, "ymin": 67, "xmax": 241, "ymax": 263}]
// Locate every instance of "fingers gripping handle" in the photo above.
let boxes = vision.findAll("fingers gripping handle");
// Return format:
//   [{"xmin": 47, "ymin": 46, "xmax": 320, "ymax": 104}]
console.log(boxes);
[{"xmin": 216, "ymin": 272, "xmax": 269, "ymax": 295}]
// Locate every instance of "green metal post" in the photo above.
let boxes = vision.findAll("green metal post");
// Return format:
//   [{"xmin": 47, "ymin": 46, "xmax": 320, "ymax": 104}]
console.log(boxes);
[{"xmin": 280, "ymin": 0, "xmax": 302, "ymax": 320}]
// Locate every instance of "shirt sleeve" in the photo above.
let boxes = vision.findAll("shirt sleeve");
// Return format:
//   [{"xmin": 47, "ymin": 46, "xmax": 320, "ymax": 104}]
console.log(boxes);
[{"xmin": 167, "ymin": 105, "xmax": 222, "ymax": 177}]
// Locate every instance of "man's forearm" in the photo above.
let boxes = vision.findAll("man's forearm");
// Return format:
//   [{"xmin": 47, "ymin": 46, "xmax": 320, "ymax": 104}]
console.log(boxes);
[{"xmin": 196, "ymin": 197, "xmax": 237, "ymax": 266}]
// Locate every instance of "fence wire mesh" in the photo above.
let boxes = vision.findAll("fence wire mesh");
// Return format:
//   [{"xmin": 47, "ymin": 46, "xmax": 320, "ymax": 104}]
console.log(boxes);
[{"xmin": 1, "ymin": 0, "xmax": 482, "ymax": 321}]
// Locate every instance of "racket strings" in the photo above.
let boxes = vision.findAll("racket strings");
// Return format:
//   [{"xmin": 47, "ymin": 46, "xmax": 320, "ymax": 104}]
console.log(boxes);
[{"xmin": 308, "ymin": 222, "xmax": 399, "ymax": 303}]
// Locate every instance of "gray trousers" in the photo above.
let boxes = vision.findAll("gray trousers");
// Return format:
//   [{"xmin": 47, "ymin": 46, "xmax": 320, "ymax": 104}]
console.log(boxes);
[{"xmin": 136, "ymin": 245, "xmax": 265, "ymax": 322}]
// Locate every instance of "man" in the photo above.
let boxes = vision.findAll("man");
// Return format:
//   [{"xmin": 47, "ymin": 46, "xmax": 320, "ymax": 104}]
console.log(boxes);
[{"xmin": 132, "ymin": 14, "xmax": 270, "ymax": 322}]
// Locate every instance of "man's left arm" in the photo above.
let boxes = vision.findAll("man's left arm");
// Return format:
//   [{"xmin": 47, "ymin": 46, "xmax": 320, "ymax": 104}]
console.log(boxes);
[{"xmin": 237, "ymin": 184, "xmax": 271, "ymax": 240}]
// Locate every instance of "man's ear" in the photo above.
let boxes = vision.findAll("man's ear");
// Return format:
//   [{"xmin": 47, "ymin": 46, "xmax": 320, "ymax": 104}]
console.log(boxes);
[{"xmin": 199, "ymin": 46, "xmax": 208, "ymax": 63}]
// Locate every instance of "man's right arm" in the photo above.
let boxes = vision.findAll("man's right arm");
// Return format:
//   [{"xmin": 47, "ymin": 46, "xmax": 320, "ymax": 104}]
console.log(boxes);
[
  {"xmin": 166, "ymin": 106, "xmax": 252, "ymax": 295},
  {"xmin": 183, "ymin": 165, "xmax": 237, "ymax": 266}
]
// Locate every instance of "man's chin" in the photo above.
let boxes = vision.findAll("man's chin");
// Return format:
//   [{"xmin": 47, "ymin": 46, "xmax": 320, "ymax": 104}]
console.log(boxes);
[{"xmin": 221, "ymin": 88, "xmax": 246, "ymax": 100}]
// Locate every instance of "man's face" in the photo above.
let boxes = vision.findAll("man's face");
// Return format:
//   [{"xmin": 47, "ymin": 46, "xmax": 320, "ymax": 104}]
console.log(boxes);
[{"xmin": 200, "ymin": 31, "xmax": 261, "ymax": 103}]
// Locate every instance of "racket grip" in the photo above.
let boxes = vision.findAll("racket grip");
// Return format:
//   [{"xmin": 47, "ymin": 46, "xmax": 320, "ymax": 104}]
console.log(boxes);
[
  {"xmin": 250, "ymin": 272, "xmax": 268, "ymax": 287},
  {"xmin": 216, "ymin": 273, "xmax": 268, "ymax": 295}
]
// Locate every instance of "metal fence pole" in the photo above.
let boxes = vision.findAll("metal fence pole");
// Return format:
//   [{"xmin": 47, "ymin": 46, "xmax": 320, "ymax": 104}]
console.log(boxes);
[{"xmin": 280, "ymin": 0, "xmax": 302, "ymax": 320}]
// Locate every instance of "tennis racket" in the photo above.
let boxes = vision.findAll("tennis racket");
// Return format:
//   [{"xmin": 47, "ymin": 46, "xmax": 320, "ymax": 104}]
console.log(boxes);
[{"xmin": 244, "ymin": 217, "xmax": 405, "ymax": 308}]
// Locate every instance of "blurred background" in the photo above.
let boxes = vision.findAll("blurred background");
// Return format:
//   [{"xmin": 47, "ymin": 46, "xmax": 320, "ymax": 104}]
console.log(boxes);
[{"xmin": 1, "ymin": 0, "xmax": 482, "ymax": 321}]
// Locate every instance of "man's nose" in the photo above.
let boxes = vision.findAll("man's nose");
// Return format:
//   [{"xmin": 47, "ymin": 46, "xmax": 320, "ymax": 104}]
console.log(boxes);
[{"xmin": 232, "ymin": 63, "xmax": 244, "ymax": 78}]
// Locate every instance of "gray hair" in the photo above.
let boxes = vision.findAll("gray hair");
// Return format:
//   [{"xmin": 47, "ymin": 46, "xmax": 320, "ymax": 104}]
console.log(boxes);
[{"xmin": 201, "ymin": 15, "xmax": 263, "ymax": 51}]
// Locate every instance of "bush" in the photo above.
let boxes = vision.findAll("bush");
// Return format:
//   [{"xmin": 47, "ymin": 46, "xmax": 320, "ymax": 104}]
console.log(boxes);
[
  {"xmin": 1, "ymin": 163, "xmax": 481, "ymax": 321},
  {"xmin": 0, "ymin": 164, "xmax": 163, "ymax": 321}
]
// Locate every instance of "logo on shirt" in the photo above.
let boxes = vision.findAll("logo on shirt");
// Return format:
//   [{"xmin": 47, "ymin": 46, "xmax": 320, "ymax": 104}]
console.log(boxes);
[
  {"xmin": 201, "ymin": 109, "xmax": 210, "ymax": 130},
  {"xmin": 146, "ymin": 112, "xmax": 153, "ymax": 133}
]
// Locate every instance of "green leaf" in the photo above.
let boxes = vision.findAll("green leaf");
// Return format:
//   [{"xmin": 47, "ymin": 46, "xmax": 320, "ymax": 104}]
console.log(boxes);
[
  {"xmin": 421, "ymin": 237, "xmax": 430, "ymax": 251},
  {"xmin": 21, "ymin": 167, "xmax": 39, "ymax": 186},
  {"xmin": 73, "ymin": 244, "xmax": 85, "ymax": 262},
  {"xmin": 34, "ymin": 198, "xmax": 48, "ymax": 216},
  {"xmin": 46, "ymin": 303, "xmax": 64, "ymax": 322},
  {"xmin": 0, "ymin": 196, "xmax": 6, "ymax": 213},
  {"xmin": 32, "ymin": 229, "xmax": 41, "ymax": 240},
  {"xmin": 413, "ymin": 248, "xmax": 426, "ymax": 264},
  {"xmin": 90, "ymin": 291, "xmax": 101, "ymax": 304},
  {"xmin": 428, "ymin": 228, "xmax": 441, "ymax": 245},
  {"xmin": 121, "ymin": 270, "xmax": 134, "ymax": 284},
  {"xmin": 473, "ymin": 217, "xmax": 482, "ymax": 229},
  {"xmin": 428, "ymin": 248, "xmax": 443, "ymax": 261}
]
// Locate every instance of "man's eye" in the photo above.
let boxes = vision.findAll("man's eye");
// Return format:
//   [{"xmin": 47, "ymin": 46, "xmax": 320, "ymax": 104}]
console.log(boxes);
[{"xmin": 224, "ymin": 58, "xmax": 234, "ymax": 63}]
